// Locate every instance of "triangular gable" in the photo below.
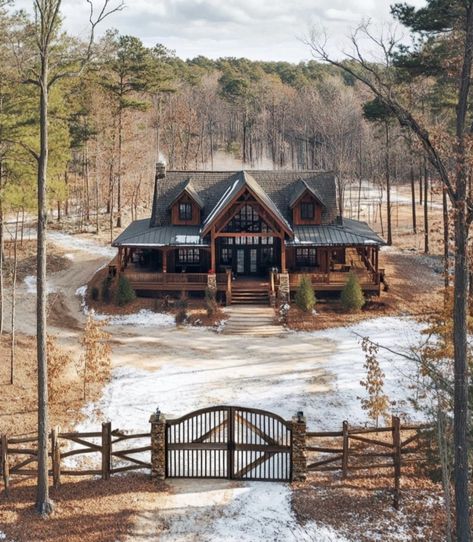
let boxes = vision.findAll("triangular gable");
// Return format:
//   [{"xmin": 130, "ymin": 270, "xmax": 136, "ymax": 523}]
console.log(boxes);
[
  {"xmin": 168, "ymin": 179, "xmax": 205, "ymax": 210},
  {"xmin": 201, "ymin": 171, "xmax": 293, "ymax": 237},
  {"xmin": 289, "ymin": 179, "xmax": 327, "ymax": 209}
]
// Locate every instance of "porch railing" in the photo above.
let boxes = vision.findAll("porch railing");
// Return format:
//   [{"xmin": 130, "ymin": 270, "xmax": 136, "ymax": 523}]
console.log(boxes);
[{"xmin": 124, "ymin": 271, "xmax": 227, "ymax": 286}]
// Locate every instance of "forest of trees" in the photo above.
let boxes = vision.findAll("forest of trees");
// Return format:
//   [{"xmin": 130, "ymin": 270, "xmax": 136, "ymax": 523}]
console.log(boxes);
[{"xmin": 0, "ymin": 3, "xmax": 439, "ymax": 244}]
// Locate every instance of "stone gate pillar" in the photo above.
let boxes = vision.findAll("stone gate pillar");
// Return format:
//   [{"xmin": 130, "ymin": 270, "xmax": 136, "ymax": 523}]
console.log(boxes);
[
  {"xmin": 278, "ymin": 273, "xmax": 290, "ymax": 304},
  {"xmin": 291, "ymin": 413, "xmax": 307, "ymax": 482},
  {"xmin": 207, "ymin": 273, "xmax": 217, "ymax": 295},
  {"xmin": 150, "ymin": 411, "xmax": 166, "ymax": 480}
]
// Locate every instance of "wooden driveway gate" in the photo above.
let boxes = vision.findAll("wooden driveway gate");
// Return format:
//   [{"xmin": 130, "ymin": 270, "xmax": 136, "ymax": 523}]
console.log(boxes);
[{"xmin": 165, "ymin": 406, "xmax": 292, "ymax": 481}]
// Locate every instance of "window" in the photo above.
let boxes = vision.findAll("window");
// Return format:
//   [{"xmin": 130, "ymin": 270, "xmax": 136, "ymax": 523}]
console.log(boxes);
[
  {"xmin": 178, "ymin": 248, "xmax": 200, "ymax": 264},
  {"xmin": 220, "ymin": 248, "xmax": 232, "ymax": 264},
  {"xmin": 300, "ymin": 202, "xmax": 315, "ymax": 220},
  {"xmin": 296, "ymin": 248, "xmax": 317, "ymax": 267},
  {"xmin": 179, "ymin": 202, "xmax": 193, "ymax": 221}
]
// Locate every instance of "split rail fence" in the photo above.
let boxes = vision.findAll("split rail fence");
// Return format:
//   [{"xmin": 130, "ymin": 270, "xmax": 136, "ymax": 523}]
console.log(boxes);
[
  {"xmin": 1, "ymin": 414, "xmax": 431, "ymax": 509},
  {"xmin": 1, "ymin": 422, "xmax": 151, "ymax": 493},
  {"xmin": 306, "ymin": 416, "xmax": 430, "ymax": 509}
]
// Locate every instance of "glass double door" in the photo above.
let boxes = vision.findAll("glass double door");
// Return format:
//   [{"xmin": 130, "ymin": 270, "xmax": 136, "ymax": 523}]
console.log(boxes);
[{"xmin": 236, "ymin": 247, "xmax": 258, "ymax": 275}]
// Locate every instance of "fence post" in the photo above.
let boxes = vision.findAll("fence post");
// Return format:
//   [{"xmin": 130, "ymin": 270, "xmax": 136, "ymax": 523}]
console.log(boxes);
[
  {"xmin": 101, "ymin": 421, "xmax": 112, "ymax": 480},
  {"xmin": 392, "ymin": 416, "xmax": 401, "ymax": 509},
  {"xmin": 150, "ymin": 411, "xmax": 166, "ymax": 480},
  {"xmin": 342, "ymin": 421, "xmax": 349, "ymax": 479},
  {"xmin": 51, "ymin": 426, "xmax": 61, "ymax": 488},
  {"xmin": 290, "ymin": 413, "xmax": 307, "ymax": 482},
  {"xmin": 1, "ymin": 434, "xmax": 9, "ymax": 495}
]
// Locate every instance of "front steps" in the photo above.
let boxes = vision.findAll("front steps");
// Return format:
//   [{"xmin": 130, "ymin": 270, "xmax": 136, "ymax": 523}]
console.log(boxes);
[
  {"xmin": 230, "ymin": 290, "xmax": 269, "ymax": 305},
  {"xmin": 223, "ymin": 305, "xmax": 285, "ymax": 337}
]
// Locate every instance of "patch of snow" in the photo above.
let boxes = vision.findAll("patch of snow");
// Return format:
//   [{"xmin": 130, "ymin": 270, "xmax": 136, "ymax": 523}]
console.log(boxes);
[
  {"xmin": 95, "ymin": 309, "xmax": 175, "ymax": 327},
  {"xmin": 154, "ymin": 482, "xmax": 350, "ymax": 542},
  {"xmin": 24, "ymin": 275, "xmax": 56, "ymax": 294},
  {"xmin": 64, "ymin": 253, "xmax": 75, "ymax": 260},
  {"xmin": 48, "ymin": 231, "xmax": 116, "ymax": 258},
  {"xmin": 75, "ymin": 285, "xmax": 174, "ymax": 328},
  {"xmin": 0, "ymin": 531, "xmax": 6, "ymax": 540},
  {"xmin": 174, "ymin": 234, "xmax": 201, "ymax": 244}
]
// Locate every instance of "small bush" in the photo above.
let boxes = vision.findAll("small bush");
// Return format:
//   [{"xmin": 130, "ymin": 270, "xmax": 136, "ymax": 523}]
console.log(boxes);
[
  {"xmin": 175, "ymin": 296, "xmax": 189, "ymax": 310},
  {"xmin": 175, "ymin": 308, "xmax": 188, "ymax": 326},
  {"xmin": 205, "ymin": 288, "xmax": 218, "ymax": 317},
  {"xmin": 91, "ymin": 286, "xmax": 99, "ymax": 301},
  {"xmin": 294, "ymin": 276, "xmax": 316, "ymax": 312},
  {"xmin": 116, "ymin": 275, "xmax": 136, "ymax": 306},
  {"xmin": 341, "ymin": 272, "xmax": 365, "ymax": 312},
  {"xmin": 101, "ymin": 277, "xmax": 112, "ymax": 304}
]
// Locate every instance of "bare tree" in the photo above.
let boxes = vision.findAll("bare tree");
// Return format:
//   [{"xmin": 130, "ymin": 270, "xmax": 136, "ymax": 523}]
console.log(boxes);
[
  {"xmin": 309, "ymin": 17, "xmax": 472, "ymax": 539},
  {"xmin": 14, "ymin": 0, "xmax": 123, "ymax": 515}
]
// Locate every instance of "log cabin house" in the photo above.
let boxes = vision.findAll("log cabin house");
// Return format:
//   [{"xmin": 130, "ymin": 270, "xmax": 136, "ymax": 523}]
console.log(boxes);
[{"xmin": 111, "ymin": 163, "xmax": 385, "ymax": 304}]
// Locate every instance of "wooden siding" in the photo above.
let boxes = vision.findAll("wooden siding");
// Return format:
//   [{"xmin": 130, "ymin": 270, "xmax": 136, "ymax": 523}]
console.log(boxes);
[{"xmin": 171, "ymin": 194, "xmax": 201, "ymax": 226}]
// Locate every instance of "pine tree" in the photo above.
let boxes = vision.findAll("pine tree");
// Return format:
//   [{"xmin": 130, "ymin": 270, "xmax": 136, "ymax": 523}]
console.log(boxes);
[
  {"xmin": 340, "ymin": 273, "xmax": 365, "ymax": 312},
  {"xmin": 294, "ymin": 276, "xmax": 316, "ymax": 312},
  {"xmin": 116, "ymin": 274, "xmax": 136, "ymax": 306}
]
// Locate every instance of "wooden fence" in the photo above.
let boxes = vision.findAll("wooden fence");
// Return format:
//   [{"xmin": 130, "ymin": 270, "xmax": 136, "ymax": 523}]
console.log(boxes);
[
  {"xmin": 1, "ymin": 416, "xmax": 430, "ymax": 510},
  {"xmin": 1, "ymin": 422, "xmax": 151, "ymax": 493},
  {"xmin": 306, "ymin": 416, "xmax": 430, "ymax": 509}
]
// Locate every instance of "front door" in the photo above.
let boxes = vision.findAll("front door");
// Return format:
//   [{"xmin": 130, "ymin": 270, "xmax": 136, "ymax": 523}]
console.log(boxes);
[{"xmin": 235, "ymin": 247, "xmax": 258, "ymax": 275}]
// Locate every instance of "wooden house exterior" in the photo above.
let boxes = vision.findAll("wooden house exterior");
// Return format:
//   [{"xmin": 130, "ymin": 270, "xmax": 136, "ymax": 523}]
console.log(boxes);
[{"xmin": 111, "ymin": 163, "xmax": 385, "ymax": 304}]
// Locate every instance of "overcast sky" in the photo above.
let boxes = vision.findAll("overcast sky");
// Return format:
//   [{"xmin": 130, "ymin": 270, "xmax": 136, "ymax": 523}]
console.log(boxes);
[{"xmin": 12, "ymin": 0, "xmax": 426, "ymax": 62}]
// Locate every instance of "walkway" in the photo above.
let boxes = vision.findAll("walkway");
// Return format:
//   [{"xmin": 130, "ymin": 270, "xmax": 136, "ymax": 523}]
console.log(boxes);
[{"xmin": 223, "ymin": 305, "xmax": 285, "ymax": 337}]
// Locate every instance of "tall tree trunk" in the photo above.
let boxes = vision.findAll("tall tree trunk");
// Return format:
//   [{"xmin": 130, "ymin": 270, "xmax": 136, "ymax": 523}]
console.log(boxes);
[
  {"xmin": 423, "ymin": 157, "xmax": 429, "ymax": 254},
  {"xmin": 443, "ymin": 187, "xmax": 449, "ymax": 289},
  {"xmin": 384, "ymin": 122, "xmax": 392, "ymax": 245},
  {"xmin": 10, "ymin": 211, "xmax": 19, "ymax": 385},
  {"xmin": 410, "ymin": 158, "xmax": 417, "ymax": 234},
  {"xmin": 36, "ymin": 52, "xmax": 54, "ymax": 516},
  {"xmin": 116, "ymin": 108, "xmax": 123, "ymax": 228},
  {"xmin": 0, "ymin": 164, "xmax": 4, "ymax": 336}
]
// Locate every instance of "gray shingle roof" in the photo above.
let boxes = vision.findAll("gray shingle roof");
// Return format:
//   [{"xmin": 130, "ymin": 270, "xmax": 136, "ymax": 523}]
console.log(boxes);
[
  {"xmin": 289, "ymin": 218, "xmax": 385, "ymax": 247},
  {"xmin": 289, "ymin": 179, "xmax": 327, "ymax": 208},
  {"xmin": 112, "ymin": 220, "xmax": 207, "ymax": 247},
  {"xmin": 151, "ymin": 170, "xmax": 337, "ymax": 227},
  {"xmin": 202, "ymin": 171, "xmax": 292, "ymax": 234},
  {"xmin": 168, "ymin": 179, "xmax": 205, "ymax": 209}
]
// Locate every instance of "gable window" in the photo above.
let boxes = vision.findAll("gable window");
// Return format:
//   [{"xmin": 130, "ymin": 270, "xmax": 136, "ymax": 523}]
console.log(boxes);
[
  {"xmin": 178, "ymin": 248, "xmax": 200, "ymax": 264},
  {"xmin": 300, "ymin": 202, "xmax": 314, "ymax": 220},
  {"xmin": 296, "ymin": 248, "xmax": 317, "ymax": 267},
  {"xmin": 179, "ymin": 202, "xmax": 193, "ymax": 221}
]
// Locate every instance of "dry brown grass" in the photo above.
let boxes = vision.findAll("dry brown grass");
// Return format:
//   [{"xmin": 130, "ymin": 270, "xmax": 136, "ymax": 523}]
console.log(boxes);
[
  {"xmin": 0, "ymin": 475, "xmax": 162, "ymax": 542},
  {"xmin": 3, "ymin": 240, "xmax": 71, "ymax": 284},
  {"xmin": 292, "ymin": 469, "xmax": 448, "ymax": 542},
  {"xmin": 0, "ymin": 333, "xmax": 107, "ymax": 438}
]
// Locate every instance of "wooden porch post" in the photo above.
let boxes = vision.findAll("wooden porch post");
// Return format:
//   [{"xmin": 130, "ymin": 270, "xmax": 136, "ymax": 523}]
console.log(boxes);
[
  {"xmin": 162, "ymin": 248, "xmax": 168, "ymax": 273},
  {"xmin": 210, "ymin": 227, "xmax": 216, "ymax": 273},
  {"xmin": 280, "ymin": 235, "xmax": 286, "ymax": 272}
]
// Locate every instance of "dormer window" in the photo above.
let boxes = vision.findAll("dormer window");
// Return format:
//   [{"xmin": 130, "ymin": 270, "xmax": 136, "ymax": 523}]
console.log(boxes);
[
  {"xmin": 179, "ymin": 202, "xmax": 193, "ymax": 221},
  {"xmin": 300, "ymin": 202, "xmax": 314, "ymax": 220}
]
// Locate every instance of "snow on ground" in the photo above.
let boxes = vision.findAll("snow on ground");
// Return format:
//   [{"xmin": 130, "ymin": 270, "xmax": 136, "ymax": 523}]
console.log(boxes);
[
  {"xmin": 73, "ymin": 316, "xmax": 426, "ymax": 542},
  {"xmin": 137, "ymin": 481, "xmax": 350, "ymax": 542},
  {"xmin": 24, "ymin": 275, "xmax": 57, "ymax": 294},
  {"xmin": 75, "ymin": 285, "xmax": 175, "ymax": 327},
  {"xmin": 78, "ymin": 316, "xmax": 425, "ymax": 432},
  {"xmin": 48, "ymin": 231, "xmax": 116, "ymax": 258}
]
